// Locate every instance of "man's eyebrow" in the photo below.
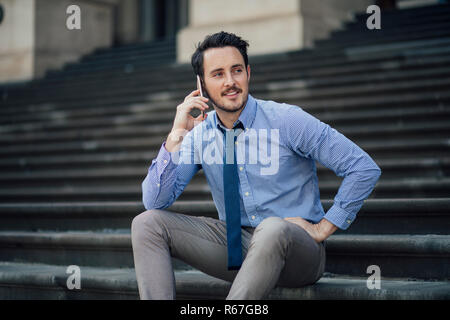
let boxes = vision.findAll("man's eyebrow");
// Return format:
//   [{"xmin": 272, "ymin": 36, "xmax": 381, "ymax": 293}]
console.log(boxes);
[{"xmin": 209, "ymin": 64, "xmax": 244, "ymax": 75}]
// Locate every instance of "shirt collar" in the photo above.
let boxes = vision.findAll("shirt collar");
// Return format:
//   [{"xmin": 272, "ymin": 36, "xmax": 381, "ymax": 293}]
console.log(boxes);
[{"xmin": 214, "ymin": 94, "xmax": 257, "ymax": 132}]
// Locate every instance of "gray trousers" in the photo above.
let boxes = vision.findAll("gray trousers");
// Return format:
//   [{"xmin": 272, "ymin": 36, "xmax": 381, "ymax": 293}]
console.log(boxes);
[{"xmin": 131, "ymin": 209, "xmax": 326, "ymax": 300}]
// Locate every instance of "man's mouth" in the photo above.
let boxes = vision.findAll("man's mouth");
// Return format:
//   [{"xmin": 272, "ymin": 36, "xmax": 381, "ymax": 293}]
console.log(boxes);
[{"xmin": 223, "ymin": 89, "xmax": 240, "ymax": 98}]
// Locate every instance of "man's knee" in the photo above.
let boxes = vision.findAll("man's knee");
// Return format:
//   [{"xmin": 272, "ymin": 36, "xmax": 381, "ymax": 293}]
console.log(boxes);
[
  {"xmin": 252, "ymin": 216, "xmax": 291, "ymax": 248},
  {"xmin": 131, "ymin": 209, "xmax": 166, "ymax": 242},
  {"xmin": 255, "ymin": 216, "xmax": 289, "ymax": 235}
]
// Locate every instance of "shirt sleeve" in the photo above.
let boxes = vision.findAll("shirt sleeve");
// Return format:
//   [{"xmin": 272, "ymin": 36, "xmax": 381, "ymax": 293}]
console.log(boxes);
[
  {"xmin": 283, "ymin": 106, "xmax": 382, "ymax": 230},
  {"xmin": 142, "ymin": 131, "xmax": 201, "ymax": 210}
]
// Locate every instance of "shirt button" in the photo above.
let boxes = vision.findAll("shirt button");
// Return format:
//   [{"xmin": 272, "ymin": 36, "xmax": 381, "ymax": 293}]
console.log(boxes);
[
  {"xmin": 156, "ymin": 183, "xmax": 160, "ymax": 187},
  {"xmin": 346, "ymin": 219, "xmax": 352, "ymax": 224},
  {"xmin": 251, "ymin": 215, "xmax": 256, "ymax": 220},
  {"xmin": 235, "ymin": 141, "xmax": 238, "ymax": 145},
  {"xmin": 245, "ymin": 192, "xmax": 249, "ymax": 196},
  {"xmin": 239, "ymin": 167, "xmax": 243, "ymax": 171},
  {"xmin": 163, "ymin": 159, "xmax": 168, "ymax": 164}
]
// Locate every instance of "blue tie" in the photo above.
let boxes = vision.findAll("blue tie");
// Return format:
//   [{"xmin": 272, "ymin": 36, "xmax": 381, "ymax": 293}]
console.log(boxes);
[{"xmin": 223, "ymin": 124, "xmax": 244, "ymax": 270}]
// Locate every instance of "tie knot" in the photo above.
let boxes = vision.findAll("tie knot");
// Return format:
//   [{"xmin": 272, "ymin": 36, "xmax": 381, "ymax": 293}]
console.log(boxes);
[
  {"xmin": 224, "ymin": 127, "xmax": 243, "ymax": 144},
  {"xmin": 233, "ymin": 121, "xmax": 245, "ymax": 131}
]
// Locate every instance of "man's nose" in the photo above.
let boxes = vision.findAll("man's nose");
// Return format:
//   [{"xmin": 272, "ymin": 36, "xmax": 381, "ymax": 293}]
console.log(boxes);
[{"xmin": 224, "ymin": 72, "xmax": 235, "ymax": 87}]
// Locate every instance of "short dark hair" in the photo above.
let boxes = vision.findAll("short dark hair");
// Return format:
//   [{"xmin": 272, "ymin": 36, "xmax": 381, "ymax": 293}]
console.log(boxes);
[{"xmin": 191, "ymin": 31, "xmax": 249, "ymax": 77}]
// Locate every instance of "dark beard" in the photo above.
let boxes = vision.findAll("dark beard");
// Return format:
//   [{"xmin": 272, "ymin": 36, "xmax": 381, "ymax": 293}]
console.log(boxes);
[{"xmin": 205, "ymin": 86, "xmax": 248, "ymax": 114}]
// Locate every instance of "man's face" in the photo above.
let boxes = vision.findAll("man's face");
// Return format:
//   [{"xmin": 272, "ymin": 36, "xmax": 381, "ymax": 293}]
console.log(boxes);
[{"xmin": 201, "ymin": 46, "xmax": 251, "ymax": 114}]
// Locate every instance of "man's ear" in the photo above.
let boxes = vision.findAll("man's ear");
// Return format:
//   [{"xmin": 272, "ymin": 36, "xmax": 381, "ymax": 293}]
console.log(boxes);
[
  {"xmin": 247, "ymin": 65, "xmax": 251, "ymax": 82},
  {"xmin": 200, "ymin": 76, "xmax": 210, "ymax": 99}
]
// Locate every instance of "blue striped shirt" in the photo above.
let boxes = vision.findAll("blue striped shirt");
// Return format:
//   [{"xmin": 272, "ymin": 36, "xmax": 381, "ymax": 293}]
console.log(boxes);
[{"xmin": 142, "ymin": 94, "xmax": 381, "ymax": 230}]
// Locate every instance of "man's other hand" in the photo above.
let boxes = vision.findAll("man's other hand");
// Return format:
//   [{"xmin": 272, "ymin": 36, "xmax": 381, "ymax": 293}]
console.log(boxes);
[{"xmin": 284, "ymin": 217, "xmax": 337, "ymax": 243}]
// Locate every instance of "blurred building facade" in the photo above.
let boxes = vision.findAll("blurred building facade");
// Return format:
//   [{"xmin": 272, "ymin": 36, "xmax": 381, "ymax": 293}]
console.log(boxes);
[{"xmin": 0, "ymin": 0, "xmax": 443, "ymax": 83}]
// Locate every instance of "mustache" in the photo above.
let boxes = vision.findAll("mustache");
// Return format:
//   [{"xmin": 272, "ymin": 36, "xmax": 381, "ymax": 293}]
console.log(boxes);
[{"xmin": 222, "ymin": 87, "xmax": 241, "ymax": 95}]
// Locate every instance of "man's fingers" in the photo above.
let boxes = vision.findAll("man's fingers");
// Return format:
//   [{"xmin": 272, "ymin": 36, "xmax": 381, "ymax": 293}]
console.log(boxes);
[
  {"xmin": 187, "ymin": 100, "xmax": 209, "ymax": 112},
  {"xmin": 189, "ymin": 96, "xmax": 209, "ymax": 104},
  {"xmin": 186, "ymin": 89, "xmax": 201, "ymax": 100}
]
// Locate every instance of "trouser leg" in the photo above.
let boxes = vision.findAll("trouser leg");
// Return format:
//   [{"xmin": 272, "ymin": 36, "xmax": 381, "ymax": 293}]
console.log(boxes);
[
  {"xmin": 132, "ymin": 210, "xmax": 325, "ymax": 300},
  {"xmin": 131, "ymin": 209, "xmax": 254, "ymax": 299},
  {"xmin": 226, "ymin": 216, "xmax": 326, "ymax": 300}
]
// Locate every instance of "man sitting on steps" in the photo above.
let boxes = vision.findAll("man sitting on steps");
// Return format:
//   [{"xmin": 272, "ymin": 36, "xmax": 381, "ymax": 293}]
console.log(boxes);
[{"xmin": 131, "ymin": 31, "xmax": 381, "ymax": 300}]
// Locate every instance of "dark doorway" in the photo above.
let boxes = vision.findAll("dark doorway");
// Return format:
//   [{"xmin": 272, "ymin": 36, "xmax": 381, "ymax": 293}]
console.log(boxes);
[{"xmin": 139, "ymin": 0, "xmax": 188, "ymax": 42}]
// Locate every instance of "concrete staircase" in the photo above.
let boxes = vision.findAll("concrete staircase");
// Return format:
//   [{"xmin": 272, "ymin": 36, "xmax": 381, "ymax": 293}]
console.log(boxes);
[{"xmin": 0, "ymin": 4, "xmax": 449, "ymax": 299}]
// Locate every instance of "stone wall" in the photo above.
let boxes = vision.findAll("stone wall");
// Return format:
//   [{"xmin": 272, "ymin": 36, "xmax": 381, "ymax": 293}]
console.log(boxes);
[
  {"xmin": 0, "ymin": 0, "xmax": 137, "ymax": 83},
  {"xmin": 0, "ymin": 0, "xmax": 35, "ymax": 83}
]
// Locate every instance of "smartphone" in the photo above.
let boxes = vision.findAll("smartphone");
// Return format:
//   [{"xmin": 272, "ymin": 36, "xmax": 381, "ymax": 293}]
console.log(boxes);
[{"xmin": 196, "ymin": 75, "xmax": 205, "ymax": 119}]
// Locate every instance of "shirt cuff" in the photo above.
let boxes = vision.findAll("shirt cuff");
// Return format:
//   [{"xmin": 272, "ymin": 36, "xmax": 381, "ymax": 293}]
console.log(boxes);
[
  {"xmin": 323, "ymin": 203, "xmax": 357, "ymax": 230},
  {"xmin": 154, "ymin": 141, "xmax": 178, "ymax": 171}
]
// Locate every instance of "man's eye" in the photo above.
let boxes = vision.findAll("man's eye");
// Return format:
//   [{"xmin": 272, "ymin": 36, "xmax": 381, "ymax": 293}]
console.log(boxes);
[{"xmin": 214, "ymin": 72, "xmax": 222, "ymax": 77}]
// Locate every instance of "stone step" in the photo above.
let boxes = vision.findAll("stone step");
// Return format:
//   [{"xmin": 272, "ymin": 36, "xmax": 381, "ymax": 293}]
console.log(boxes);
[
  {"xmin": 0, "ymin": 231, "xmax": 448, "ymax": 279},
  {"xmin": 4, "ymin": 36, "xmax": 449, "ymax": 106},
  {"xmin": 3, "ymin": 89, "xmax": 443, "ymax": 124},
  {"xmin": 88, "ymin": 37, "xmax": 176, "ymax": 55},
  {"xmin": 294, "ymin": 89, "xmax": 450, "ymax": 113},
  {"xmin": 344, "ymin": 9, "xmax": 450, "ymax": 31},
  {"xmin": 325, "ymin": 20, "xmax": 450, "ymax": 43},
  {"xmin": 3, "ymin": 104, "xmax": 449, "ymax": 143},
  {"xmin": 54, "ymin": 27, "xmax": 450, "ymax": 76},
  {"xmin": 0, "ymin": 133, "xmax": 447, "ymax": 160},
  {"xmin": 56, "ymin": 31, "xmax": 450, "ymax": 78},
  {"xmin": 0, "ymin": 151, "xmax": 158, "ymax": 171},
  {"xmin": 66, "ymin": 44, "xmax": 176, "ymax": 65},
  {"xmin": 0, "ymin": 158, "xmax": 446, "ymax": 190},
  {"xmin": 0, "ymin": 91, "xmax": 450, "ymax": 132},
  {"xmin": 8, "ymin": 47, "xmax": 450, "ymax": 106},
  {"xmin": 339, "ymin": 37, "xmax": 450, "ymax": 62},
  {"xmin": 77, "ymin": 40, "xmax": 176, "ymax": 61},
  {"xmin": 327, "ymin": 234, "xmax": 450, "ymax": 279},
  {"xmin": 0, "ymin": 148, "xmax": 446, "ymax": 179},
  {"xmin": 54, "ymin": 51, "xmax": 177, "ymax": 75},
  {"xmin": 3, "ymin": 61, "xmax": 450, "ymax": 122},
  {"xmin": 5, "ymin": 42, "xmax": 450, "ymax": 108},
  {"xmin": 261, "ymin": 77, "xmax": 450, "ymax": 102},
  {"xmin": 341, "ymin": 120, "xmax": 450, "ymax": 140},
  {"xmin": 6, "ymin": 57, "xmax": 450, "ymax": 111},
  {"xmin": 350, "ymin": 4, "xmax": 450, "ymax": 25},
  {"xmin": 0, "ymin": 106, "xmax": 448, "ymax": 144},
  {"xmin": 1, "ymin": 262, "xmax": 448, "ymax": 299},
  {"xmin": 82, "ymin": 47, "xmax": 176, "ymax": 65},
  {"xmin": 77, "ymin": 42, "xmax": 176, "ymax": 64},
  {"xmin": 0, "ymin": 198, "xmax": 448, "ymax": 235},
  {"xmin": 316, "ymin": 26, "xmax": 450, "ymax": 51},
  {"xmin": 0, "ymin": 81, "xmax": 450, "ymax": 133},
  {"xmin": 0, "ymin": 143, "xmax": 444, "ymax": 172},
  {"xmin": 3, "ymin": 80, "xmax": 448, "ymax": 126},
  {"xmin": 0, "ymin": 177, "xmax": 449, "ymax": 202},
  {"xmin": 3, "ymin": 47, "xmax": 450, "ymax": 112},
  {"xmin": 2, "ymin": 157, "xmax": 449, "ymax": 187},
  {"xmin": 62, "ymin": 54, "xmax": 177, "ymax": 75},
  {"xmin": 2, "ymin": 99, "xmax": 449, "ymax": 136}
]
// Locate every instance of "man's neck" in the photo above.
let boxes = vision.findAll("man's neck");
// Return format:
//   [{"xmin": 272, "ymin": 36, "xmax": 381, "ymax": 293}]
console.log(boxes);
[{"xmin": 215, "ymin": 108, "xmax": 243, "ymax": 129}]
